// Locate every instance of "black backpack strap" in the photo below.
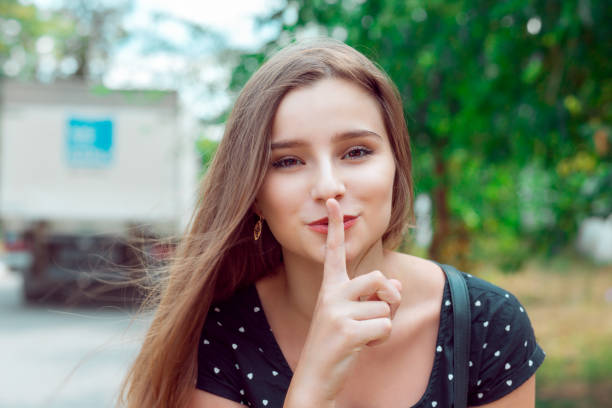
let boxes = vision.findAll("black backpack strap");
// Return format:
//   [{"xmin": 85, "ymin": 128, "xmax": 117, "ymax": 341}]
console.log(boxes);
[{"xmin": 437, "ymin": 262, "xmax": 471, "ymax": 408}]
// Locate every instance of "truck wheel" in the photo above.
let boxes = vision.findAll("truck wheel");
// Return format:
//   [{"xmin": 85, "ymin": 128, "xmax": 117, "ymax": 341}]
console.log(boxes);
[{"xmin": 23, "ymin": 278, "xmax": 44, "ymax": 303}]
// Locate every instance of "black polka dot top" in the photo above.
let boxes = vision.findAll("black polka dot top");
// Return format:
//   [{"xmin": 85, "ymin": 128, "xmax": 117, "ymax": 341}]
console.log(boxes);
[{"xmin": 196, "ymin": 269, "xmax": 545, "ymax": 407}]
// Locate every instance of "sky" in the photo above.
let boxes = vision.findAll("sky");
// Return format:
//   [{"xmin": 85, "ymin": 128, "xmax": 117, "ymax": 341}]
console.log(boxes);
[
  {"xmin": 134, "ymin": 0, "xmax": 281, "ymax": 48},
  {"xmin": 105, "ymin": 0, "xmax": 282, "ymax": 121}
]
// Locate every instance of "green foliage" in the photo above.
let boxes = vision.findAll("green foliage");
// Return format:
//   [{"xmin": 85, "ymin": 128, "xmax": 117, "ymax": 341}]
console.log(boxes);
[
  {"xmin": 229, "ymin": 0, "xmax": 612, "ymax": 268},
  {"xmin": 582, "ymin": 343, "xmax": 612, "ymax": 383},
  {"xmin": 0, "ymin": 0, "xmax": 132, "ymax": 80},
  {"xmin": 195, "ymin": 137, "xmax": 219, "ymax": 170},
  {"xmin": 0, "ymin": 0, "xmax": 67, "ymax": 78}
]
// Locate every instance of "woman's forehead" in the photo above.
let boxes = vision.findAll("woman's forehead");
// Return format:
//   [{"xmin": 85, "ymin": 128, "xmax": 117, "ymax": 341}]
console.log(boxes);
[{"xmin": 271, "ymin": 78, "xmax": 387, "ymax": 143}]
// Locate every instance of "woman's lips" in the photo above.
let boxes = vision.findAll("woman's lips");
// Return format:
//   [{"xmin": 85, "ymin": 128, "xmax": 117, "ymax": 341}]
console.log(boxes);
[{"xmin": 307, "ymin": 215, "xmax": 358, "ymax": 233}]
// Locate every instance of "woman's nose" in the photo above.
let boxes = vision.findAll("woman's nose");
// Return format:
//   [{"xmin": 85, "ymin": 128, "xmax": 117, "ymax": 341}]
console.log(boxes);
[{"xmin": 310, "ymin": 162, "xmax": 346, "ymax": 201}]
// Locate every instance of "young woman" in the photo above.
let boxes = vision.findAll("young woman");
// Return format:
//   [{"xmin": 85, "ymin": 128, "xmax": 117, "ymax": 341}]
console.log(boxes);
[{"xmin": 119, "ymin": 39, "xmax": 545, "ymax": 408}]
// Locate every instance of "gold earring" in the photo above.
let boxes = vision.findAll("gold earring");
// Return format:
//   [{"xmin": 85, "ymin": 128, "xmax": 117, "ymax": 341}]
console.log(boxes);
[{"xmin": 254, "ymin": 216, "xmax": 263, "ymax": 241}]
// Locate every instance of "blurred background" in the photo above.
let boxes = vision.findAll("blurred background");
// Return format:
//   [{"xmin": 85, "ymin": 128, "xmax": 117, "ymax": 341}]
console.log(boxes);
[{"xmin": 0, "ymin": 0, "xmax": 610, "ymax": 407}]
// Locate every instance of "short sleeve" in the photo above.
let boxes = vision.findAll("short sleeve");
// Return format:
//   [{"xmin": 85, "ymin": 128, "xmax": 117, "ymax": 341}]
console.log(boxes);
[
  {"xmin": 196, "ymin": 315, "xmax": 244, "ymax": 404},
  {"xmin": 467, "ymin": 280, "xmax": 545, "ymax": 405}
]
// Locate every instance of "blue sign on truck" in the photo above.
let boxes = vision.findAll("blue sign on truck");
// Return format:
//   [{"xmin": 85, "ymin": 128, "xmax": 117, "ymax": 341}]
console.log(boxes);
[{"xmin": 66, "ymin": 118, "xmax": 114, "ymax": 167}]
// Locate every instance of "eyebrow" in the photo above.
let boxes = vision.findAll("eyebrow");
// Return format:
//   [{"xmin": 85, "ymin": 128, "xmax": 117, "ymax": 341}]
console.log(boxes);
[{"xmin": 270, "ymin": 130, "xmax": 382, "ymax": 150}]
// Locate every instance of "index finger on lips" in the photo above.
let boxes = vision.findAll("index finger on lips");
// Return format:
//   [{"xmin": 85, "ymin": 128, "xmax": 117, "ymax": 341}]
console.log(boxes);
[{"xmin": 323, "ymin": 198, "xmax": 348, "ymax": 286}]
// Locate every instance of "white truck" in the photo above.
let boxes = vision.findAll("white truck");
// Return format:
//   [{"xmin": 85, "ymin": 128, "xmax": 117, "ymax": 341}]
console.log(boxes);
[{"xmin": 0, "ymin": 80, "xmax": 198, "ymax": 304}]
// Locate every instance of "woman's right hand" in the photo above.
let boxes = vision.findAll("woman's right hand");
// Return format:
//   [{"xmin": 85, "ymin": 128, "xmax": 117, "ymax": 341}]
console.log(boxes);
[{"xmin": 284, "ymin": 198, "xmax": 402, "ymax": 408}]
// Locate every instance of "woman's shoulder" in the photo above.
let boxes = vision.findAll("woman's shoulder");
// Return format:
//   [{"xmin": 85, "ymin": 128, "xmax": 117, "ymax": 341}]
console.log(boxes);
[
  {"xmin": 407, "ymin": 257, "xmax": 536, "ymax": 333},
  {"xmin": 460, "ymin": 269, "xmax": 520, "ymax": 301},
  {"xmin": 420, "ymin": 259, "xmax": 546, "ymax": 404},
  {"xmin": 388, "ymin": 253, "xmax": 542, "ymax": 349},
  {"xmin": 452, "ymin": 268, "xmax": 532, "ymax": 327},
  {"xmin": 386, "ymin": 251, "xmax": 528, "ymax": 312},
  {"xmin": 458, "ymin": 271, "xmax": 545, "ymax": 404},
  {"xmin": 384, "ymin": 251, "xmax": 446, "ymax": 309}
]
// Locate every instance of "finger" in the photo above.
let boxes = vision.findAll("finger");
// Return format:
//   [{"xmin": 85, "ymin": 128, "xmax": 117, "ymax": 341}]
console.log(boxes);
[
  {"xmin": 348, "ymin": 271, "xmax": 401, "ymax": 305},
  {"xmin": 390, "ymin": 279, "xmax": 402, "ymax": 293},
  {"xmin": 347, "ymin": 300, "xmax": 391, "ymax": 321},
  {"xmin": 364, "ymin": 292, "xmax": 401, "ymax": 320},
  {"xmin": 352, "ymin": 318, "xmax": 393, "ymax": 347},
  {"xmin": 364, "ymin": 279, "xmax": 402, "ymax": 301},
  {"xmin": 384, "ymin": 279, "xmax": 403, "ymax": 319},
  {"xmin": 323, "ymin": 198, "xmax": 348, "ymax": 286},
  {"xmin": 350, "ymin": 272, "xmax": 401, "ymax": 320}
]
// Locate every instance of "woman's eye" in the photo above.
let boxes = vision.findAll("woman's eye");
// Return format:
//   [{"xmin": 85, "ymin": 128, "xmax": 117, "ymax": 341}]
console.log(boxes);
[
  {"xmin": 272, "ymin": 157, "xmax": 303, "ymax": 169},
  {"xmin": 343, "ymin": 146, "xmax": 373, "ymax": 160}
]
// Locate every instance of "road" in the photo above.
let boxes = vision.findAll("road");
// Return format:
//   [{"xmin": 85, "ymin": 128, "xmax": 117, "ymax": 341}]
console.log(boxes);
[{"xmin": 0, "ymin": 267, "xmax": 151, "ymax": 408}]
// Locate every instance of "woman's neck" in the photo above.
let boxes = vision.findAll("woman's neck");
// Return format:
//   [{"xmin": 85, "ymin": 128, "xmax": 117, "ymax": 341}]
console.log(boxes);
[{"xmin": 279, "ymin": 241, "xmax": 388, "ymax": 322}]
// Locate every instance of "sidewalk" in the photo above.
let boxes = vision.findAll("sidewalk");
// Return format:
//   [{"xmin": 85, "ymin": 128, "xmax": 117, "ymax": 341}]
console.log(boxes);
[{"xmin": 0, "ymin": 261, "xmax": 21, "ymax": 287}]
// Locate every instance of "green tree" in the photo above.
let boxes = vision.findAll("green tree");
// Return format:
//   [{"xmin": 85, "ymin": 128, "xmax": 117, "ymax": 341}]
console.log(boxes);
[
  {"xmin": 1, "ymin": 0, "xmax": 66, "ymax": 79},
  {"xmin": 229, "ymin": 0, "xmax": 612, "ymax": 269},
  {"xmin": 56, "ymin": 0, "xmax": 133, "ymax": 80},
  {"xmin": 0, "ymin": 0, "xmax": 132, "ymax": 80}
]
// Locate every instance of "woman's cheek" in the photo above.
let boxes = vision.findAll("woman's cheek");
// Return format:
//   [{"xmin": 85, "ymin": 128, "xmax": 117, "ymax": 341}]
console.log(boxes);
[
  {"xmin": 258, "ymin": 174, "xmax": 305, "ymax": 231},
  {"xmin": 353, "ymin": 159, "xmax": 395, "ymax": 229},
  {"xmin": 353, "ymin": 159, "xmax": 395, "ymax": 198}
]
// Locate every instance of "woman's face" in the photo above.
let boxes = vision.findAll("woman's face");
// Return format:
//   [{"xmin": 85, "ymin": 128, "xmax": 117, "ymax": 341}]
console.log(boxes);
[{"xmin": 255, "ymin": 78, "xmax": 396, "ymax": 264}]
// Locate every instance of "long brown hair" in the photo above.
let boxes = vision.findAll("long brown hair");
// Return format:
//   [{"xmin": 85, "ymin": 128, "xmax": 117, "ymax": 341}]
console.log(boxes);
[{"xmin": 118, "ymin": 38, "xmax": 413, "ymax": 407}]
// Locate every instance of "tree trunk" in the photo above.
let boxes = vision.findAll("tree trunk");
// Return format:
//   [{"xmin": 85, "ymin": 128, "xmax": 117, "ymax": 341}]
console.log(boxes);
[{"xmin": 429, "ymin": 147, "xmax": 450, "ymax": 261}]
